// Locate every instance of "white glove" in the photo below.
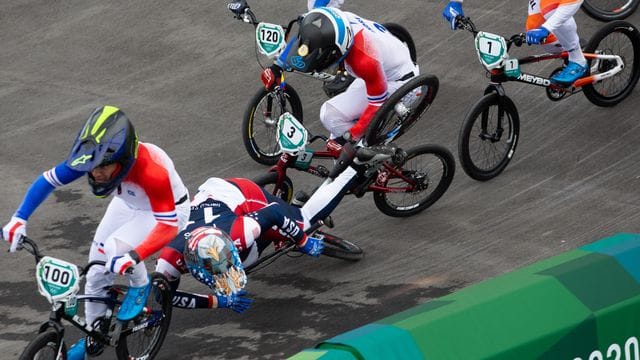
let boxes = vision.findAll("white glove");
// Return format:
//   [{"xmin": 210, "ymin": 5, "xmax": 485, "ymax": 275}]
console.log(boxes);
[
  {"xmin": 108, "ymin": 252, "xmax": 138, "ymax": 275},
  {"xmin": 2, "ymin": 216, "xmax": 27, "ymax": 252}
]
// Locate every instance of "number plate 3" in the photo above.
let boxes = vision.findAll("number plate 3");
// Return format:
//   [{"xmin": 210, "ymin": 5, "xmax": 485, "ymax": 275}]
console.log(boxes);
[
  {"xmin": 36, "ymin": 256, "xmax": 80, "ymax": 303},
  {"xmin": 277, "ymin": 112, "xmax": 308, "ymax": 154}
]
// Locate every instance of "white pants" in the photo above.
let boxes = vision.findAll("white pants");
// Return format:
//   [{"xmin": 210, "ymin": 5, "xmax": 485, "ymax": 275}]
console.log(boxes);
[
  {"xmin": 320, "ymin": 77, "xmax": 411, "ymax": 139},
  {"xmin": 84, "ymin": 196, "xmax": 190, "ymax": 325}
]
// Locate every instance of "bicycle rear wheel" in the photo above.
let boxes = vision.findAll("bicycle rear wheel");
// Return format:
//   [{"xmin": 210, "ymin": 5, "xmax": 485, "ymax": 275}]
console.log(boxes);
[
  {"xmin": 581, "ymin": 0, "xmax": 640, "ymax": 21},
  {"xmin": 364, "ymin": 74, "xmax": 439, "ymax": 146},
  {"xmin": 373, "ymin": 144, "xmax": 455, "ymax": 217},
  {"xmin": 115, "ymin": 272, "xmax": 172, "ymax": 360},
  {"xmin": 243, "ymin": 85, "xmax": 304, "ymax": 165},
  {"xmin": 583, "ymin": 20, "xmax": 640, "ymax": 107},
  {"xmin": 314, "ymin": 230, "xmax": 363, "ymax": 261},
  {"xmin": 458, "ymin": 93, "xmax": 520, "ymax": 181},
  {"xmin": 253, "ymin": 172, "xmax": 294, "ymax": 203},
  {"xmin": 19, "ymin": 329, "xmax": 66, "ymax": 360}
]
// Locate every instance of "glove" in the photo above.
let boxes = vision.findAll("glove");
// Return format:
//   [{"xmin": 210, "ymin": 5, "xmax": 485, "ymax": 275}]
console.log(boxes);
[
  {"xmin": 216, "ymin": 290, "xmax": 253, "ymax": 314},
  {"xmin": 109, "ymin": 251, "xmax": 138, "ymax": 275},
  {"xmin": 227, "ymin": 0, "xmax": 249, "ymax": 18},
  {"xmin": 261, "ymin": 64, "xmax": 283, "ymax": 90},
  {"xmin": 3, "ymin": 216, "xmax": 27, "ymax": 253},
  {"xmin": 298, "ymin": 235, "xmax": 324, "ymax": 257},
  {"xmin": 442, "ymin": 1, "xmax": 464, "ymax": 30},
  {"xmin": 526, "ymin": 27, "xmax": 550, "ymax": 45}
]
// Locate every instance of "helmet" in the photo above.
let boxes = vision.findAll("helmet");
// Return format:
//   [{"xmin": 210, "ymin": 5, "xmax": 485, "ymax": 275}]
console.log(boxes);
[
  {"xmin": 66, "ymin": 106, "xmax": 138, "ymax": 197},
  {"xmin": 285, "ymin": 7, "xmax": 353, "ymax": 73},
  {"xmin": 183, "ymin": 227, "xmax": 247, "ymax": 296}
]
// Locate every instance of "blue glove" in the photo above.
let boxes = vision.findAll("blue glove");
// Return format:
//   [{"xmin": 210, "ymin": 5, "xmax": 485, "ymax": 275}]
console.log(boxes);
[
  {"xmin": 299, "ymin": 236, "xmax": 324, "ymax": 257},
  {"xmin": 526, "ymin": 27, "xmax": 550, "ymax": 44},
  {"xmin": 442, "ymin": 1, "xmax": 464, "ymax": 30},
  {"xmin": 217, "ymin": 290, "xmax": 253, "ymax": 314}
]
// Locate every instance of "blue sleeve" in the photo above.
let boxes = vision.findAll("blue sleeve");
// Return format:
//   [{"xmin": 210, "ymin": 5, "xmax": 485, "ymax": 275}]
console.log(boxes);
[
  {"xmin": 312, "ymin": 0, "xmax": 331, "ymax": 7},
  {"xmin": 15, "ymin": 162, "xmax": 85, "ymax": 220}
]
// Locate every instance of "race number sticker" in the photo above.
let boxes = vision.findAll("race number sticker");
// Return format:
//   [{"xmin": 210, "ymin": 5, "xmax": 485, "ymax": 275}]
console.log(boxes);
[
  {"xmin": 256, "ymin": 22, "xmax": 286, "ymax": 58},
  {"xmin": 277, "ymin": 112, "xmax": 307, "ymax": 154},
  {"xmin": 475, "ymin": 31, "xmax": 508, "ymax": 70},
  {"xmin": 36, "ymin": 256, "xmax": 80, "ymax": 302},
  {"xmin": 504, "ymin": 58, "xmax": 521, "ymax": 78}
]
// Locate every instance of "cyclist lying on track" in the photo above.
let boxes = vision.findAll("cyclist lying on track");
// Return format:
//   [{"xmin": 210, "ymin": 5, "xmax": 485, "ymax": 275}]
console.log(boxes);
[
  {"xmin": 154, "ymin": 158, "xmax": 375, "ymax": 313},
  {"xmin": 261, "ymin": 6, "xmax": 419, "ymax": 147},
  {"xmin": 443, "ymin": 0, "xmax": 588, "ymax": 86},
  {"xmin": 2, "ymin": 106, "xmax": 191, "ymax": 360}
]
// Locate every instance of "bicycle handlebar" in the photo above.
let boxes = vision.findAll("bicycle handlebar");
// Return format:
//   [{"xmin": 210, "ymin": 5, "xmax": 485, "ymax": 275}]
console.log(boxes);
[
  {"xmin": 17, "ymin": 235, "xmax": 110, "ymax": 275},
  {"xmin": 455, "ymin": 16, "xmax": 527, "ymax": 50}
]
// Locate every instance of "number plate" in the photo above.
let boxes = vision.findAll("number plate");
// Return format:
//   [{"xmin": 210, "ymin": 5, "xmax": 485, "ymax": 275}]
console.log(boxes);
[
  {"xmin": 256, "ymin": 22, "xmax": 286, "ymax": 58},
  {"xmin": 504, "ymin": 58, "xmax": 520, "ymax": 78},
  {"xmin": 277, "ymin": 112, "xmax": 308, "ymax": 154},
  {"xmin": 36, "ymin": 256, "xmax": 80, "ymax": 303},
  {"xmin": 475, "ymin": 31, "xmax": 508, "ymax": 70}
]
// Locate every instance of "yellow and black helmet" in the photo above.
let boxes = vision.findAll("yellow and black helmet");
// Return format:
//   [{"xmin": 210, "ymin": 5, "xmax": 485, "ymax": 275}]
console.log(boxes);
[{"xmin": 66, "ymin": 106, "xmax": 138, "ymax": 197}]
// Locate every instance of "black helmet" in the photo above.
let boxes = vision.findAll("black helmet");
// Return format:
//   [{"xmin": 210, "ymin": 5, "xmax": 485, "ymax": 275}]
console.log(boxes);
[
  {"xmin": 66, "ymin": 106, "xmax": 138, "ymax": 197},
  {"xmin": 285, "ymin": 7, "xmax": 353, "ymax": 73}
]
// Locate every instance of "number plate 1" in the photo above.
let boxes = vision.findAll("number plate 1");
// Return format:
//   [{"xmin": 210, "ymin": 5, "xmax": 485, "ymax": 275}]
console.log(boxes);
[
  {"xmin": 256, "ymin": 22, "xmax": 286, "ymax": 58},
  {"xmin": 277, "ymin": 112, "xmax": 308, "ymax": 154},
  {"xmin": 36, "ymin": 256, "xmax": 80, "ymax": 303},
  {"xmin": 475, "ymin": 31, "xmax": 508, "ymax": 70}
]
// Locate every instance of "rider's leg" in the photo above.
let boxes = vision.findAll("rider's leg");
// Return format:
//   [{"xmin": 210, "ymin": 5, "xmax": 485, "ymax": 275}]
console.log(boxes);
[{"xmin": 320, "ymin": 79, "xmax": 368, "ymax": 139}]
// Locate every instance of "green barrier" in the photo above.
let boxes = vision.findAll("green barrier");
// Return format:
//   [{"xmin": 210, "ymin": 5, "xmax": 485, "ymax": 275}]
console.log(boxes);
[{"xmin": 290, "ymin": 233, "xmax": 640, "ymax": 360}]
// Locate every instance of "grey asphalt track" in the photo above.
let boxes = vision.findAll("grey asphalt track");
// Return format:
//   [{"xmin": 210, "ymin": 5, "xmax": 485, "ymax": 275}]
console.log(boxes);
[{"xmin": 1, "ymin": 1, "xmax": 639, "ymax": 359}]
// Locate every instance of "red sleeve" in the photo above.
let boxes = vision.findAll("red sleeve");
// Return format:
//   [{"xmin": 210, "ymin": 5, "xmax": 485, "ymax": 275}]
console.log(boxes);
[
  {"xmin": 345, "ymin": 30, "xmax": 388, "ymax": 139},
  {"xmin": 131, "ymin": 148, "xmax": 179, "ymax": 260}
]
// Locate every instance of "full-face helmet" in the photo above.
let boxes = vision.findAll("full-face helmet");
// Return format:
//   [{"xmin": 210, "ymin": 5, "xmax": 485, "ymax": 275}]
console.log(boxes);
[
  {"xmin": 184, "ymin": 227, "xmax": 247, "ymax": 296},
  {"xmin": 285, "ymin": 7, "xmax": 353, "ymax": 73},
  {"xmin": 66, "ymin": 106, "xmax": 138, "ymax": 197}
]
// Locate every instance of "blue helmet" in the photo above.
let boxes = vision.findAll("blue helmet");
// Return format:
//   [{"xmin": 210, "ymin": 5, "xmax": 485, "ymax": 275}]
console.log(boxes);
[
  {"xmin": 285, "ymin": 7, "xmax": 353, "ymax": 73},
  {"xmin": 66, "ymin": 106, "xmax": 138, "ymax": 197},
  {"xmin": 184, "ymin": 227, "xmax": 247, "ymax": 296}
]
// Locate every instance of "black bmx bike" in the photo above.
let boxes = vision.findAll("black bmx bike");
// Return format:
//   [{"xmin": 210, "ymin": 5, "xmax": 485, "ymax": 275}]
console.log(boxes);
[
  {"xmin": 455, "ymin": 16, "xmax": 640, "ymax": 181},
  {"xmin": 13, "ymin": 236, "xmax": 172, "ymax": 360}
]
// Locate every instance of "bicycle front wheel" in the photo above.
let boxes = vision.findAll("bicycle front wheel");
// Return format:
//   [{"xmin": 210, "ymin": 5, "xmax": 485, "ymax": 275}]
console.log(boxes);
[
  {"xmin": 314, "ymin": 230, "xmax": 363, "ymax": 261},
  {"xmin": 583, "ymin": 20, "xmax": 640, "ymax": 107},
  {"xmin": 373, "ymin": 144, "xmax": 455, "ymax": 217},
  {"xmin": 253, "ymin": 172, "xmax": 294, "ymax": 203},
  {"xmin": 243, "ymin": 85, "xmax": 304, "ymax": 165},
  {"xmin": 458, "ymin": 93, "xmax": 520, "ymax": 181},
  {"xmin": 364, "ymin": 74, "xmax": 439, "ymax": 146},
  {"xmin": 582, "ymin": 0, "xmax": 640, "ymax": 21},
  {"xmin": 19, "ymin": 329, "xmax": 66, "ymax": 360},
  {"xmin": 115, "ymin": 272, "xmax": 172, "ymax": 360}
]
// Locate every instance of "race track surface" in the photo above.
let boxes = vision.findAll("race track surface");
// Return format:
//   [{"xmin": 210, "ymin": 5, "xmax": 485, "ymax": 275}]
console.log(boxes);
[{"xmin": 1, "ymin": 1, "xmax": 639, "ymax": 359}]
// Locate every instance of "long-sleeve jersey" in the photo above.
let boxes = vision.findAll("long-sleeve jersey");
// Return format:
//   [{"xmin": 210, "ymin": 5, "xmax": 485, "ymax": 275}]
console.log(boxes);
[
  {"xmin": 14, "ymin": 142, "xmax": 188, "ymax": 261},
  {"xmin": 278, "ymin": 11, "xmax": 415, "ymax": 139}
]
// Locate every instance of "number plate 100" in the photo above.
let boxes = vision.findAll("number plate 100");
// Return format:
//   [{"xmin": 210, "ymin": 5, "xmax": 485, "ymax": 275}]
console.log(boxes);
[{"xmin": 36, "ymin": 256, "xmax": 80, "ymax": 303}]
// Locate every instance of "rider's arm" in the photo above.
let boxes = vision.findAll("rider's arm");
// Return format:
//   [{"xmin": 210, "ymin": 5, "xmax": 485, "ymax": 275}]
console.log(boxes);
[
  {"xmin": 132, "ymin": 165, "xmax": 180, "ymax": 261},
  {"xmin": 542, "ymin": 0, "xmax": 583, "ymax": 33},
  {"xmin": 15, "ymin": 162, "xmax": 84, "ymax": 220},
  {"xmin": 344, "ymin": 31, "xmax": 388, "ymax": 140},
  {"xmin": 307, "ymin": 0, "xmax": 344, "ymax": 11}
]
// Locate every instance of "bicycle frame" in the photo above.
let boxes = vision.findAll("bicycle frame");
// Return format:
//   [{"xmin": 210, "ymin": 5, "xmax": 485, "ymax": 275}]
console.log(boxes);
[
  {"xmin": 267, "ymin": 134, "xmax": 423, "ymax": 198},
  {"xmin": 457, "ymin": 16, "xmax": 625, "ymax": 93}
]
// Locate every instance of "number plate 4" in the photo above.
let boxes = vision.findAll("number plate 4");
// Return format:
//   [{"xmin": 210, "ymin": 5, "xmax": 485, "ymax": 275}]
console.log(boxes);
[{"xmin": 36, "ymin": 256, "xmax": 80, "ymax": 303}]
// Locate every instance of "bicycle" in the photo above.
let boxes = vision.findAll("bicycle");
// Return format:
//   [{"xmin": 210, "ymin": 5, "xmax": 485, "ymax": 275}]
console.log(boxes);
[
  {"xmin": 227, "ymin": 0, "xmax": 420, "ymax": 165},
  {"xmin": 455, "ymin": 16, "xmax": 640, "ymax": 181},
  {"xmin": 582, "ymin": 0, "xmax": 640, "ymax": 21},
  {"xmin": 253, "ymin": 110, "xmax": 455, "ymax": 218},
  {"xmin": 12, "ymin": 236, "xmax": 172, "ymax": 360}
]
